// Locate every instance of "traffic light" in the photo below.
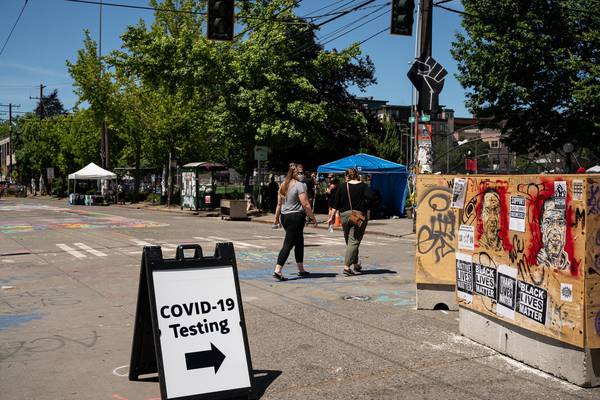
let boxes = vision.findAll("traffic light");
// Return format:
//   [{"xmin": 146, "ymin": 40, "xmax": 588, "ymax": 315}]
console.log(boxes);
[
  {"xmin": 207, "ymin": 0, "xmax": 234, "ymax": 41},
  {"xmin": 390, "ymin": 0, "xmax": 414, "ymax": 36}
]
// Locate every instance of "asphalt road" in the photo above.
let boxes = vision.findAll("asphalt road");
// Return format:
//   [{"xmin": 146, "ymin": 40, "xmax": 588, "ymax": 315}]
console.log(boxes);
[{"xmin": 1, "ymin": 197, "xmax": 598, "ymax": 399}]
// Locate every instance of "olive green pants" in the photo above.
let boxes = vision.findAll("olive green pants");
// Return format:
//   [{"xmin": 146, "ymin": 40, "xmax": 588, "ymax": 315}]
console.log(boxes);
[{"xmin": 341, "ymin": 210, "xmax": 368, "ymax": 267}]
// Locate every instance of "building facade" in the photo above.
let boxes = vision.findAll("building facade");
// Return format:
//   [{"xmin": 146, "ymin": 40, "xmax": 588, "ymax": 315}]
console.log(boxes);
[{"xmin": 0, "ymin": 135, "xmax": 14, "ymax": 181}]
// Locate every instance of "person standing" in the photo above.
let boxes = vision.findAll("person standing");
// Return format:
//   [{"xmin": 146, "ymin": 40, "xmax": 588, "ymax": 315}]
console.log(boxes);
[
  {"xmin": 328, "ymin": 168, "xmax": 373, "ymax": 276},
  {"xmin": 326, "ymin": 176, "xmax": 339, "ymax": 232},
  {"xmin": 267, "ymin": 175, "xmax": 279, "ymax": 213},
  {"xmin": 273, "ymin": 164, "xmax": 317, "ymax": 281}
]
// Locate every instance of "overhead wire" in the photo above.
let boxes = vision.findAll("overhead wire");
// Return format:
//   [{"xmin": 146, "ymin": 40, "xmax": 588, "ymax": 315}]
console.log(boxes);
[
  {"xmin": 0, "ymin": 0, "xmax": 29, "ymax": 58},
  {"xmin": 317, "ymin": 2, "xmax": 390, "ymax": 43}
]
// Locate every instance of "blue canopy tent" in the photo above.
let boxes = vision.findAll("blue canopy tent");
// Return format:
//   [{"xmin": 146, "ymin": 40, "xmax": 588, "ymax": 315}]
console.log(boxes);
[{"xmin": 317, "ymin": 153, "xmax": 409, "ymax": 217}]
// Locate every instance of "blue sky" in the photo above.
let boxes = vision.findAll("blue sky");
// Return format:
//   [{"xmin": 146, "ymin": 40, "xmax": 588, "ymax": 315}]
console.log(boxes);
[{"xmin": 0, "ymin": 0, "xmax": 469, "ymax": 117}]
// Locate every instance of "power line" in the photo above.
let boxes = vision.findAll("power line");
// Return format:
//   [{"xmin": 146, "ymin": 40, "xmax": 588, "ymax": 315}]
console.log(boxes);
[
  {"xmin": 316, "ymin": 0, "xmax": 377, "ymax": 27},
  {"xmin": 317, "ymin": 2, "xmax": 390, "ymax": 43},
  {"xmin": 358, "ymin": 26, "xmax": 389, "ymax": 45},
  {"xmin": 0, "ymin": 0, "xmax": 29, "ymax": 58},
  {"xmin": 66, "ymin": 0, "xmax": 309, "ymax": 24},
  {"xmin": 301, "ymin": 0, "xmax": 349, "ymax": 18},
  {"xmin": 297, "ymin": 6, "xmax": 389, "ymax": 54}
]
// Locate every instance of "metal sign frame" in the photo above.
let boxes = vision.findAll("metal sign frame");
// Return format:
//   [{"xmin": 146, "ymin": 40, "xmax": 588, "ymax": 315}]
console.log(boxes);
[{"xmin": 129, "ymin": 243, "xmax": 255, "ymax": 400}]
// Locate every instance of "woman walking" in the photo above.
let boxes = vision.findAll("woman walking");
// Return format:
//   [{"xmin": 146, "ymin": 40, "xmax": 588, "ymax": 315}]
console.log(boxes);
[
  {"xmin": 273, "ymin": 164, "xmax": 317, "ymax": 281},
  {"xmin": 328, "ymin": 168, "xmax": 373, "ymax": 276}
]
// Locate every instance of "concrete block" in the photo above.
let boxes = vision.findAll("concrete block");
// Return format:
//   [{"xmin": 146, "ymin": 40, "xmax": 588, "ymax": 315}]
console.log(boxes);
[
  {"xmin": 416, "ymin": 283, "xmax": 458, "ymax": 311},
  {"xmin": 459, "ymin": 306, "xmax": 600, "ymax": 387}
]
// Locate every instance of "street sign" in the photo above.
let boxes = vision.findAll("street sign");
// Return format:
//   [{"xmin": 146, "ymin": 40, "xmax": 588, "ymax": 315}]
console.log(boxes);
[
  {"xmin": 254, "ymin": 145, "xmax": 269, "ymax": 161},
  {"xmin": 419, "ymin": 114, "xmax": 430, "ymax": 122},
  {"xmin": 408, "ymin": 116, "xmax": 415, "ymax": 123},
  {"xmin": 129, "ymin": 243, "xmax": 255, "ymax": 400}
]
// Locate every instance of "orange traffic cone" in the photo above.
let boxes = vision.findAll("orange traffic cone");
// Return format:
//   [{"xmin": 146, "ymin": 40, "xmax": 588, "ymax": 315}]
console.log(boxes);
[{"xmin": 334, "ymin": 212, "xmax": 342, "ymax": 228}]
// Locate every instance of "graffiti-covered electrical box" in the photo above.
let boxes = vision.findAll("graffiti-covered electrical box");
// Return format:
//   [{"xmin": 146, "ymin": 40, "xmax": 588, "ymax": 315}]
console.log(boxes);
[
  {"xmin": 416, "ymin": 174, "xmax": 600, "ymax": 349},
  {"xmin": 415, "ymin": 175, "xmax": 459, "ymax": 309}
]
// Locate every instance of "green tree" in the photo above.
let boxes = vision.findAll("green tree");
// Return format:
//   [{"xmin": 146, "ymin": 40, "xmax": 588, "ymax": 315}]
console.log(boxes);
[
  {"xmin": 370, "ymin": 115, "xmax": 403, "ymax": 163},
  {"xmin": 452, "ymin": 0, "xmax": 600, "ymax": 157},
  {"xmin": 34, "ymin": 89, "xmax": 66, "ymax": 117},
  {"xmin": 67, "ymin": 31, "xmax": 117, "ymax": 165}
]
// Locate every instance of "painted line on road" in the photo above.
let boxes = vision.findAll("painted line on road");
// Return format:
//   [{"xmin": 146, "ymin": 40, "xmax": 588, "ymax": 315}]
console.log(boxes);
[
  {"xmin": 206, "ymin": 236, "xmax": 266, "ymax": 249},
  {"xmin": 74, "ymin": 243, "xmax": 107, "ymax": 257},
  {"xmin": 130, "ymin": 239, "xmax": 154, "ymax": 247},
  {"xmin": 56, "ymin": 243, "xmax": 86, "ymax": 259}
]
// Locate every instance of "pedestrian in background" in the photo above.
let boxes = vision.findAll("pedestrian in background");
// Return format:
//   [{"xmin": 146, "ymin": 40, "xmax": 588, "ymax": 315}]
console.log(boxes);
[
  {"xmin": 267, "ymin": 175, "xmax": 279, "ymax": 213},
  {"xmin": 328, "ymin": 168, "xmax": 373, "ymax": 276},
  {"xmin": 272, "ymin": 164, "xmax": 317, "ymax": 281},
  {"xmin": 326, "ymin": 175, "xmax": 339, "ymax": 232}
]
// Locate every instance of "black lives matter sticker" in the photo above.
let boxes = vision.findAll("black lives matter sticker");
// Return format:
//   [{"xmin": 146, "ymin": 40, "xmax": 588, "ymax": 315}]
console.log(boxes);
[
  {"xmin": 473, "ymin": 263, "xmax": 496, "ymax": 300},
  {"xmin": 456, "ymin": 253, "xmax": 473, "ymax": 302},
  {"xmin": 517, "ymin": 281, "xmax": 547, "ymax": 325},
  {"xmin": 496, "ymin": 265, "xmax": 517, "ymax": 320}
]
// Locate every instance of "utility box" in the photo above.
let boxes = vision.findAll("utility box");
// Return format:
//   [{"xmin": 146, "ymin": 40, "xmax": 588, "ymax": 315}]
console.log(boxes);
[{"xmin": 415, "ymin": 174, "xmax": 459, "ymax": 310}]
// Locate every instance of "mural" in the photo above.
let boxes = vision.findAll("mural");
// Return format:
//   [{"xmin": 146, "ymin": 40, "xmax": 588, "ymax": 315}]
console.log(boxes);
[
  {"xmin": 479, "ymin": 189, "xmax": 503, "ymax": 252},
  {"xmin": 536, "ymin": 197, "xmax": 570, "ymax": 270},
  {"xmin": 416, "ymin": 174, "xmax": 600, "ymax": 349}
]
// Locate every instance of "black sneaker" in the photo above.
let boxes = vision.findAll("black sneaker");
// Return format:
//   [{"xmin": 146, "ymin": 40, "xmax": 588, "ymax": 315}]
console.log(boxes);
[
  {"xmin": 343, "ymin": 268, "xmax": 355, "ymax": 276},
  {"xmin": 273, "ymin": 272, "xmax": 287, "ymax": 281},
  {"xmin": 353, "ymin": 263, "xmax": 362, "ymax": 272}
]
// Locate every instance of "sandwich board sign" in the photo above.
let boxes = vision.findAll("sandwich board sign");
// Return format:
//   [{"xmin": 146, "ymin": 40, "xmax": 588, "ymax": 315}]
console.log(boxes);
[{"xmin": 129, "ymin": 243, "xmax": 255, "ymax": 400}]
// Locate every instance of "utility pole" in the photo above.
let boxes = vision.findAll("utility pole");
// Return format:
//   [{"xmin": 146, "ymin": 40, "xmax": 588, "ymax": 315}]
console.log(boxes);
[
  {"xmin": 29, "ymin": 84, "xmax": 46, "ymax": 118},
  {"xmin": 0, "ymin": 103, "xmax": 20, "ymax": 180},
  {"xmin": 98, "ymin": 0, "xmax": 110, "ymax": 170}
]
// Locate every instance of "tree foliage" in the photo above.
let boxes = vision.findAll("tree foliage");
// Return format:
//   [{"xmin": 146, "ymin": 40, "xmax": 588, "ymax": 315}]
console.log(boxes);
[
  {"xmin": 452, "ymin": 0, "xmax": 600, "ymax": 156},
  {"xmin": 13, "ymin": 0, "xmax": 387, "ymax": 198}
]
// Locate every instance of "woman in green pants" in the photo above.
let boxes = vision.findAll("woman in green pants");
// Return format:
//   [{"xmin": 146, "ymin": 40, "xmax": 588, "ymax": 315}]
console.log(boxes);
[{"xmin": 327, "ymin": 168, "xmax": 373, "ymax": 276}]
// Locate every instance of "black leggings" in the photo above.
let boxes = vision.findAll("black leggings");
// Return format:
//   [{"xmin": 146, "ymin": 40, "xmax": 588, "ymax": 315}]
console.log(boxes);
[{"xmin": 276, "ymin": 212, "xmax": 305, "ymax": 266}]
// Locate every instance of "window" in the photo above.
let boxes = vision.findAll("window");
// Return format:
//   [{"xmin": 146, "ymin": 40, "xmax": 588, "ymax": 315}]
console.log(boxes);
[{"xmin": 490, "ymin": 140, "xmax": 500, "ymax": 148}]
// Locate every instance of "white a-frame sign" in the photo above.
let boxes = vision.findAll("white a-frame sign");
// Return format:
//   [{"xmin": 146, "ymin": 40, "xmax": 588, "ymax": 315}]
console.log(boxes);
[{"xmin": 129, "ymin": 243, "xmax": 255, "ymax": 400}]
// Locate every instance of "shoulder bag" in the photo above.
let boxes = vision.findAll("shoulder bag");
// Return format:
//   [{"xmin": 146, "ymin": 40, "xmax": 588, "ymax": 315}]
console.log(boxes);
[{"xmin": 347, "ymin": 183, "xmax": 366, "ymax": 227}]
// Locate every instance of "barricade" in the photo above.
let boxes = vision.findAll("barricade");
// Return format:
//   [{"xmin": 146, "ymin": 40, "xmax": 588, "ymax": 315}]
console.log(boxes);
[{"xmin": 416, "ymin": 173, "xmax": 600, "ymax": 386}]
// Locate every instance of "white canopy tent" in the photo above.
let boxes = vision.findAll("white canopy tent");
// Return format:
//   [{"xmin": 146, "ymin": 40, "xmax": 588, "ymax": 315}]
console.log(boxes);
[
  {"xmin": 68, "ymin": 163, "xmax": 117, "ymax": 203},
  {"xmin": 587, "ymin": 165, "xmax": 600, "ymax": 173},
  {"xmin": 68, "ymin": 162, "xmax": 116, "ymax": 180}
]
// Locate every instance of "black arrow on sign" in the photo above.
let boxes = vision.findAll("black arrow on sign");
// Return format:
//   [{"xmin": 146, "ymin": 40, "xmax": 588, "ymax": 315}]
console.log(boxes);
[{"xmin": 185, "ymin": 343, "xmax": 226, "ymax": 373}]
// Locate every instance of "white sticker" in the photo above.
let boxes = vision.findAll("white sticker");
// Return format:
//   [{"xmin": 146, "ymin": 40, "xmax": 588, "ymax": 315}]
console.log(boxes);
[
  {"xmin": 573, "ymin": 180, "xmax": 583, "ymax": 201},
  {"xmin": 458, "ymin": 225, "xmax": 475, "ymax": 251},
  {"xmin": 509, "ymin": 195, "xmax": 526, "ymax": 232},
  {"xmin": 496, "ymin": 264, "xmax": 517, "ymax": 320},
  {"xmin": 560, "ymin": 283, "xmax": 573, "ymax": 302},
  {"xmin": 451, "ymin": 178, "xmax": 467, "ymax": 209},
  {"xmin": 554, "ymin": 181, "xmax": 567, "ymax": 210}
]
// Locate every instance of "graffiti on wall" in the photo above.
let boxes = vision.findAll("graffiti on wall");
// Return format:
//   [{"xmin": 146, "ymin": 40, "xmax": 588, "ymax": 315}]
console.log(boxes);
[{"xmin": 417, "ymin": 186, "xmax": 455, "ymax": 263}]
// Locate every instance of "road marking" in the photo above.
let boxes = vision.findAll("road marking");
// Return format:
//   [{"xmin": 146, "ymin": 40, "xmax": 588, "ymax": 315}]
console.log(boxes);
[
  {"xmin": 130, "ymin": 239, "xmax": 154, "ymax": 246},
  {"xmin": 74, "ymin": 243, "xmax": 107, "ymax": 257},
  {"xmin": 56, "ymin": 243, "xmax": 86, "ymax": 258},
  {"xmin": 159, "ymin": 242, "xmax": 177, "ymax": 250},
  {"xmin": 205, "ymin": 236, "xmax": 266, "ymax": 249}
]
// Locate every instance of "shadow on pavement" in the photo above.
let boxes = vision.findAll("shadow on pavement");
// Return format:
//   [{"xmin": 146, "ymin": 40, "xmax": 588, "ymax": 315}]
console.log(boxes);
[
  {"xmin": 253, "ymin": 369, "xmax": 282, "ymax": 398},
  {"xmin": 301, "ymin": 272, "xmax": 338, "ymax": 279},
  {"xmin": 358, "ymin": 269, "xmax": 397, "ymax": 275}
]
